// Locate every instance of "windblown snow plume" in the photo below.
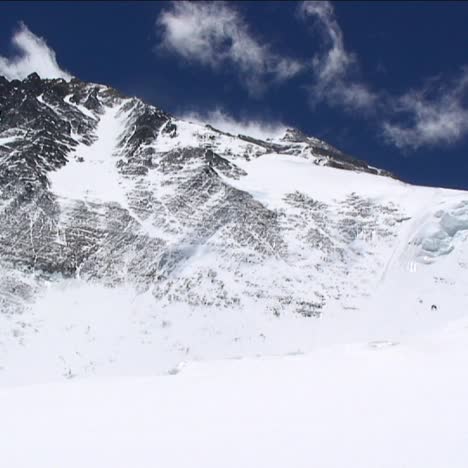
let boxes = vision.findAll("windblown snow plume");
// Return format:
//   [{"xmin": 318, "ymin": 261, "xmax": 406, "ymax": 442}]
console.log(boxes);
[
  {"xmin": 0, "ymin": 23, "xmax": 71, "ymax": 81},
  {"xmin": 180, "ymin": 108, "xmax": 286, "ymax": 140}
]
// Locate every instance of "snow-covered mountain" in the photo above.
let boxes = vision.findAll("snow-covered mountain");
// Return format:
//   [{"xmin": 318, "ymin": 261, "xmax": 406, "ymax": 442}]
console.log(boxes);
[{"xmin": 1, "ymin": 73, "xmax": 468, "ymax": 385}]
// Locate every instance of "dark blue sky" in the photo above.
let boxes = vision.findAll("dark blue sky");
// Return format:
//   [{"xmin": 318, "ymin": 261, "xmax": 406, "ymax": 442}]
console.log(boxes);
[{"xmin": 1, "ymin": 1, "xmax": 468, "ymax": 189}]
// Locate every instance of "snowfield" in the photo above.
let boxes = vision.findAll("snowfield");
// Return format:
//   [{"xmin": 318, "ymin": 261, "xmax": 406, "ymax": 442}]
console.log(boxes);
[{"xmin": 2, "ymin": 318, "xmax": 468, "ymax": 468}]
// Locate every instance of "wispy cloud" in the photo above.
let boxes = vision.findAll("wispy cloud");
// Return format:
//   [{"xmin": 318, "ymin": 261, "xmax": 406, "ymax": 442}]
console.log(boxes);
[
  {"xmin": 299, "ymin": 1, "xmax": 352, "ymax": 82},
  {"xmin": 299, "ymin": 1, "xmax": 468, "ymax": 151},
  {"xmin": 298, "ymin": 1, "xmax": 377, "ymax": 112},
  {"xmin": 382, "ymin": 69, "xmax": 468, "ymax": 150},
  {"xmin": 180, "ymin": 108, "xmax": 287, "ymax": 141},
  {"xmin": 0, "ymin": 23, "xmax": 71, "ymax": 81},
  {"xmin": 157, "ymin": 1, "xmax": 303, "ymax": 95}
]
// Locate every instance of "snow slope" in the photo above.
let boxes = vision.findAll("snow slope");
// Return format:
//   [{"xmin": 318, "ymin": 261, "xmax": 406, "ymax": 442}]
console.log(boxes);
[
  {"xmin": 49, "ymin": 103, "xmax": 129, "ymax": 206},
  {"xmin": 2, "ymin": 317, "xmax": 468, "ymax": 468},
  {"xmin": 2, "ymin": 74, "xmax": 468, "ymax": 468}
]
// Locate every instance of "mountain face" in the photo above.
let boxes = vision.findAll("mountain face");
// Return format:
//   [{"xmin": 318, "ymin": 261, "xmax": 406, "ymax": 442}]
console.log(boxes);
[{"xmin": 1, "ymin": 73, "xmax": 468, "ymax": 383}]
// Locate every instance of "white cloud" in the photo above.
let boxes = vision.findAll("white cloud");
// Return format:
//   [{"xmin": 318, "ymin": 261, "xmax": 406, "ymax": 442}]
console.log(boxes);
[
  {"xmin": 321, "ymin": 80, "xmax": 377, "ymax": 113},
  {"xmin": 0, "ymin": 23, "xmax": 71, "ymax": 81},
  {"xmin": 180, "ymin": 108, "xmax": 287, "ymax": 141},
  {"xmin": 299, "ymin": 1, "xmax": 352, "ymax": 81},
  {"xmin": 299, "ymin": 1, "xmax": 376, "ymax": 111},
  {"xmin": 382, "ymin": 69, "xmax": 468, "ymax": 150},
  {"xmin": 157, "ymin": 1, "xmax": 303, "ymax": 95},
  {"xmin": 299, "ymin": 1, "xmax": 468, "ymax": 151}
]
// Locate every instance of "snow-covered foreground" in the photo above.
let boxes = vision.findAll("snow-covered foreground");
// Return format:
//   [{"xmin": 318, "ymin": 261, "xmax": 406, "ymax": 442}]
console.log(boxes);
[{"xmin": 2, "ymin": 318, "xmax": 468, "ymax": 468}]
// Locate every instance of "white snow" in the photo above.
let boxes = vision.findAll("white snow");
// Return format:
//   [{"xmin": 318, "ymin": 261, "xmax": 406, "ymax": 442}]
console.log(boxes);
[
  {"xmin": 0, "ymin": 135, "xmax": 18, "ymax": 145},
  {"xmin": 1, "ymin": 318, "xmax": 468, "ymax": 468},
  {"xmin": 412, "ymin": 200, "xmax": 468, "ymax": 263},
  {"xmin": 156, "ymin": 119, "xmax": 204, "ymax": 151},
  {"xmin": 223, "ymin": 153, "xmax": 422, "ymax": 207},
  {"xmin": 155, "ymin": 118, "xmax": 266, "ymax": 158},
  {"xmin": 49, "ymin": 103, "xmax": 129, "ymax": 206}
]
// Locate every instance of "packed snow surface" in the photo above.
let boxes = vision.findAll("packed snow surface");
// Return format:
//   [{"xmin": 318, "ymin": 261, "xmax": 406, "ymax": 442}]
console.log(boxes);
[{"xmin": 2, "ymin": 318, "xmax": 468, "ymax": 468}]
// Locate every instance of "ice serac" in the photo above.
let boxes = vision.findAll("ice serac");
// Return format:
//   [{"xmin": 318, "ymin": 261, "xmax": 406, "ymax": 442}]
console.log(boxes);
[{"xmin": 1, "ymin": 73, "xmax": 468, "ymax": 383}]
